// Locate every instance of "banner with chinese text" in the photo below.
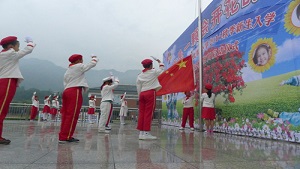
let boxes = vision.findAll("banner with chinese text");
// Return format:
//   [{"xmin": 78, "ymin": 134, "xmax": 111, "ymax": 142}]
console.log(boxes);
[{"xmin": 202, "ymin": 0, "xmax": 300, "ymax": 143}]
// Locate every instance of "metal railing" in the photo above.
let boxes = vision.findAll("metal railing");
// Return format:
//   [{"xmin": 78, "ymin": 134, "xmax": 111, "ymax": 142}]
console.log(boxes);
[{"xmin": 7, "ymin": 103, "xmax": 161, "ymax": 125}]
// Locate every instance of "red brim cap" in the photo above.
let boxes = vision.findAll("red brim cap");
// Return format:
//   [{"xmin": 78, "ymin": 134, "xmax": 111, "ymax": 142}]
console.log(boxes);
[
  {"xmin": 0, "ymin": 36, "xmax": 17, "ymax": 45},
  {"xmin": 141, "ymin": 59, "xmax": 153, "ymax": 66},
  {"xmin": 205, "ymin": 84, "xmax": 212, "ymax": 90},
  {"xmin": 69, "ymin": 54, "xmax": 83, "ymax": 63}
]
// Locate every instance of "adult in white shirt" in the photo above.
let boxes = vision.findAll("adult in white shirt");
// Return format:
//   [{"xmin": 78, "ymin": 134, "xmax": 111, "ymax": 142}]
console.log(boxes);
[
  {"xmin": 200, "ymin": 84, "xmax": 216, "ymax": 133},
  {"xmin": 0, "ymin": 36, "xmax": 35, "ymax": 145},
  {"xmin": 58, "ymin": 54, "xmax": 98, "ymax": 143},
  {"xmin": 136, "ymin": 58, "xmax": 164, "ymax": 140}
]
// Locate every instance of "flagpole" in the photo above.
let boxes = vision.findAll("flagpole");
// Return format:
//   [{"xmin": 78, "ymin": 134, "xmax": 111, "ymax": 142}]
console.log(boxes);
[{"xmin": 198, "ymin": 0, "xmax": 203, "ymax": 132}]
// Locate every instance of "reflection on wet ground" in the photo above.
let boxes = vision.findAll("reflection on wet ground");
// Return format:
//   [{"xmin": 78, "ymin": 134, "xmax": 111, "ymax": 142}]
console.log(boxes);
[{"xmin": 0, "ymin": 120, "xmax": 299, "ymax": 169}]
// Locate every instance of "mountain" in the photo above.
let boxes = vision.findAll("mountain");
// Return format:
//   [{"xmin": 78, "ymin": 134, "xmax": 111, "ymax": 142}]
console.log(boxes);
[{"xmin": 19, "ymin": 58, "xmax": 140, "ymax": 91}]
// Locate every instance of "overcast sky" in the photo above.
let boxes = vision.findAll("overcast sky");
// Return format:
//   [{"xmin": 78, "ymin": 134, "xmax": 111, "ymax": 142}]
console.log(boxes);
[{"xmin": 0, "ymin": 0, "xmax": 212, "ymax": 72}]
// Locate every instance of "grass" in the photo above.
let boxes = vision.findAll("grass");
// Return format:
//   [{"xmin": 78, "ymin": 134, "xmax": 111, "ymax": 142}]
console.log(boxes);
[
  {"xmin": 162, "ymin": 70, "xmax": 300, "ymax": 120},
  {"xmin": 216, "ymin": 70, "xmax": 300, "ymax": 119}
]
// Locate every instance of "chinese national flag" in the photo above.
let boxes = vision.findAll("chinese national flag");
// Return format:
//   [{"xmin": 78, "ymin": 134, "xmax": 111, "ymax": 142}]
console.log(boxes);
[{"xmin": 156, "ymin": 55, "xmax": 195, "ymax": 96}]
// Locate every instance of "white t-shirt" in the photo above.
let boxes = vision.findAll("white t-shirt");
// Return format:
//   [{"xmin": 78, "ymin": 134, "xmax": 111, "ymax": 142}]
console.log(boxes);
[
  {"xmin": 182, "ymin": 95, "xmax": 194, "ymax": 108},
  {"xmin": 200, "ymin": 93, "xmax": 215, "ymax": 108}
]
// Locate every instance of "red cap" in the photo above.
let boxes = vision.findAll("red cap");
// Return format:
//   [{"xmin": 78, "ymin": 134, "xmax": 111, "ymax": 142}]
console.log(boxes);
[
  {"xmin": 69, "ymin": 54, "xmax": 83, "ymax": 63},
  {"xmin": 90, "ymin": 95, "xmax": 94, "ymax": 99},
  {"xmin": 0, "ymin": 36, "xmax": 17, "ymax": 45},
  {"xmin": 141, "ymin": 59, "xmax": 153, "ymax": 66},
  {"xmin": 205, "ymin": 84, "xmax": 212, "ymax": 90},
  {"xmin": 44, "ymin": 96, "xmax": 49, "ymax": 99}
]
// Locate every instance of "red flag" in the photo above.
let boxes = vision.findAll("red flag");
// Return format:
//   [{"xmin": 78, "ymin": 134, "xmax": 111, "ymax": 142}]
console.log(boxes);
[{"xmin": 156, "ymin": 55, "xmax": 195, "ymax": 96}]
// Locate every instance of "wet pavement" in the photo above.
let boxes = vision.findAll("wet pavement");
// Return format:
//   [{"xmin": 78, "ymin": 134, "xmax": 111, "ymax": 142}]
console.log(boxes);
[{"xmin": 0, "ymin": 120, "xmax": 300, "ymax": 169}]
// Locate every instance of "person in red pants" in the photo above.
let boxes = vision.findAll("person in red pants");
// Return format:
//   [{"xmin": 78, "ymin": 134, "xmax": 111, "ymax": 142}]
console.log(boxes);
[
  {"xmin": 30, "ymin": 92, "xmax": 39, "ymax": 121},
  {"xmin": 87, "ymin": 95, "xmax": 96, "ymax": 124},
  {"xmin": 58, "ymin": 54, "xmax": 98, "ymax": 143},
  {"xmin": 0, "ymin": 36, "xmax": 35, "ymax": 145},
  {"xmin": 50, "ymin": 95, "xmax": 59, "ymax": 122},
  {"xmin": 136, "ymin": 58, "xmax": 164, "ymax": 140},
  {"xmin": 179, "ymin": 91, "xmax": 195, "ymax": 131},
  {"xmin": 42, "ymin": 95, "xmax": 51, "ymax": 121}
]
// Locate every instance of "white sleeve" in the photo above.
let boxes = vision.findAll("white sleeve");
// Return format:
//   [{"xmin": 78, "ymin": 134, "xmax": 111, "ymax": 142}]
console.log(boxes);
[
  {"xmin": 80, "ymin": 59, "xmax": 97, "ymax": 72},
  {"xmin": 12, "ymin": 42, "xmax": 35, "ymax": 60}
]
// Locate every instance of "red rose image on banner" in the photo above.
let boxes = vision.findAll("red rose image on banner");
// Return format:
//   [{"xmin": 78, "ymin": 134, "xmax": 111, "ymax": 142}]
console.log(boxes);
[
  {"xmin": 157, "ymin": 55, "xmax": 195, "ymax": 96},
  {"xmin": 203, "ymin": 49, "xmax": 246, "ymax": 104}
]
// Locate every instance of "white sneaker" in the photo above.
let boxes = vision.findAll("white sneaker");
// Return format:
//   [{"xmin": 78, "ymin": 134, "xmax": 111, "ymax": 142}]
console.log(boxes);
[
  {"xmin": 139, "ymin": 134, "xmax": 145, "ymax": 140},
  {"xmin": 105, "ymin": 126, "xmax": 112, "ymax": 130},
  {"xmin": 58, "ymin": 140, "xmax": 67, "ymax": 144},
  {"xmin": 121, "ymin": 123, "xmax": 126, "ymax": 125},
  {"xmin": 98, "ymin": 129, "xmax": 110, "ymax": 134},
  {"xmin": 89, "ymin": 121, "xmax": 94, "ymax": 124},
  {"xmin": 190, "ymin": 128, "xmax": 194, "ymax": 131},
  {"xmin": 143, "ymin": 133, "xmax": 157, "ymax": 140},
  {"xmin": 179, "ymin": 127, "xmax": 184, "ymax": 130}
]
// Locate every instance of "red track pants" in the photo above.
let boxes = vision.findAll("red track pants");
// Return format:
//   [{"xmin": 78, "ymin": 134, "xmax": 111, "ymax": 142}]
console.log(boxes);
[
  {"xmin": 59, "ymin": 87, "xmax": 83, "ymax": 141},
  {"xmin": 0, "ymin": 78, "xmax": 17, "ymax": 139},
  {"xmin": 181, "ymin": 107, "xmax": 194, "ymax": 128},
  {"xmin": 137, "ymin": 89, "xmax": 156, "ymax": 131}
]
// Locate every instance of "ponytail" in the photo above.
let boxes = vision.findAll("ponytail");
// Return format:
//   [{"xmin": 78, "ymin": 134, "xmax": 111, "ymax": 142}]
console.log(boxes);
[{"xmin": 207, "ymin": 90, "xmax": 212, "ymax": 98}]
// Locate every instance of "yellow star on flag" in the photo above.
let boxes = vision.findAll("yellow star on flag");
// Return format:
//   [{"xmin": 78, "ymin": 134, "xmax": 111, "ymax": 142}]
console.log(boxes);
[{"xmin": 177, "ymin": 59, "xmax": 187, "ymax": 69}]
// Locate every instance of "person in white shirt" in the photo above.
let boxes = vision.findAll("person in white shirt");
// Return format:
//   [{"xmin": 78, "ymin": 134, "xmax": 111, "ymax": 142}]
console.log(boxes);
[
  {"xmin": 200, "ymin": 84, "xmax": 216, "ymax": 133},
  {"xmin": 136, "ymin": 58, "xmax": 164, "ymax": 140},
  {"xmin": 98, "ymin": 76, "xmax": 119, "ymax": 133},
  {"xmin": 179, "ymin": 91, "xmax": 195, "ymax": 131},
  {"xmin": 59, "ymin": 54, "xmax": 98, "ymax": 143},
  {"xmin": 87, "ymin": 95, "xmax": 96, "ymax": 124},
  {"xmin": 42, "ymin": 95, "xmax": 51, "ymax": 121},
  {"xmin": 50, "ymin": 95, "xmax": 59, "ymax": 121},
  {"xmin": 119, "ymin": 92, "xmax": 128, "ymax": 125},
  {"xmin": 0, "ymin": 36, "xmax": 35, "ymax": 145},
  {"xmin": 30, "ymin": 92, "xmax": 39, "ymax": 121}
]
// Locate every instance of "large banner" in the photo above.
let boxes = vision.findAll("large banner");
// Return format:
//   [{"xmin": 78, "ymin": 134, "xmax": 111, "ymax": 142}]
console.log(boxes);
[
  {"xmin": 202, "ymin": 0, "xmax": 300, "ymax": 142},
  {"xmin": 161, "ymin": 18, "xmax": 200, "ymax": 128}
]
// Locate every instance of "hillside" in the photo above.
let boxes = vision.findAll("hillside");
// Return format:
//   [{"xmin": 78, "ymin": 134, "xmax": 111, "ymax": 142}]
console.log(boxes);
[{"xmin": 19, "ymin": 58, "xmax": 140, "ymax": 91}]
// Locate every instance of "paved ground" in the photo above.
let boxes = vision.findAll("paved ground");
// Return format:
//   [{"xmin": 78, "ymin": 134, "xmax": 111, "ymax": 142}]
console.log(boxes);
[{"xmin": 0, "ymin": 120, "xmax": 300, "ymax": 169}]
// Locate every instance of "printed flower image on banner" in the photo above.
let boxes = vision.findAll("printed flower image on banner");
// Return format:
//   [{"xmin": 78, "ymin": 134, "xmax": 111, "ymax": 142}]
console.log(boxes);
[
  {"xmin": 284, "ymin": 0, "xmax": 300, "ymax": 36},
  {"xmin": 248, "ymin": 38, "xmax": 277, "ymax": 73},
  {"xmin": 203, "ymin": 50, "xmax": 246, "ymax": 104}
]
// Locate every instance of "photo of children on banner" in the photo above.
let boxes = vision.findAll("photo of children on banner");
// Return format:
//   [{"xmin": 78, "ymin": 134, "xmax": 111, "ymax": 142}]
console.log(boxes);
[
  {"xmin": 166, "ymin": 93, "xmax": 179, "ymax": 125},
  {"xmin": 292, "ymin": 3, "xmax": 300, "ymax": 26},
  {"xmin": 253, "ymin": 43, "xmax": 272, "ymax": 66},
  {"xmin": 280, "ymin": 75, "xmax": 300, "ymax": 86}
]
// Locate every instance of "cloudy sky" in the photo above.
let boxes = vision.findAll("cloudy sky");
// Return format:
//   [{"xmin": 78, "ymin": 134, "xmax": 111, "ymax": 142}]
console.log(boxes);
[{"xmin": 0, "ymin": 0, "xmax": 212, "ymax": 72}]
